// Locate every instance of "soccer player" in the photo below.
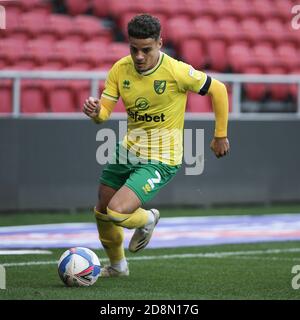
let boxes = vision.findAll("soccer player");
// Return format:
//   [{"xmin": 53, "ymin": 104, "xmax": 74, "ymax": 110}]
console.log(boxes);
[{"xmin": 83, "ymin": 14, "xmax": 229, "ymax": 277}]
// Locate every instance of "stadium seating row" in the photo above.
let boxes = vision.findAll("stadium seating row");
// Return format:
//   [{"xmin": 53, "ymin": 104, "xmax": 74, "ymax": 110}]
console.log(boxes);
[
  {"xmin": 0, "ymin": 0, "xmax": 299, "ymax": 113},
  {"xmin": 164, "ymin": 15, "xmax": 299, "ymax": 47},
  {"xmin": 3, "ymin": 2, "xmax": 298, "ymax": 46},
  {"xmin": 2, "ymin": 11, "xmax": 112, "ymax": 43},
  {"xmin": 64, "ymin": 0, "xmax": 296, "ymax": 22},
  {"xmin": 180, "ymin": 39, "xmax": 300, "ymax": 72},
  {"xmin": 1, "ymin": 36, "xmax": 299, "ymax": 75},
  {"xmin": 0, "ymin": 76, "xmax": 298, "ymax": 114},
  {"xmin": 6, "ymin": 0, "xmax": 295, "ymax": 22},
  {"xmin": 0, "ymin": 38, "xmax": 129, "ymax": 69},
  {"xmin": 0, "ymin": 78, "xmax": 111, "ymax": 113}
]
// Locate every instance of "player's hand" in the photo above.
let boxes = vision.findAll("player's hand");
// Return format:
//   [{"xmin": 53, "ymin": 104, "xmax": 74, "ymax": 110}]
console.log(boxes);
[
  {"xmin": 210, "ymin": 137, "xmax": 230, "ymax": 158},
  {"xmin": 83, "ymin": 97, "xmax": 100, "ymax": 119}
]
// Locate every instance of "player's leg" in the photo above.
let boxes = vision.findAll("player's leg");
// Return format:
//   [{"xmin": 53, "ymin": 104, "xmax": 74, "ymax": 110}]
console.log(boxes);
[
  {"xmin": 94, "ymin": 183, "xmax": 129, "ymax": 277},
  {"xmin": 107, "ymin": 185, "xmax": 160, "ymax": 252},
  {"xmin": 95, "ymin": 184, "xmax": 126, "ymax": 260},
  {"xmin": 94, "ymin": 142, "xmax": 133, "ymax": 275},
  {"xmin": 107, "ymin": 184, "xmax": 160, "ymax": 253},
  {"xmin": 106, "ymin": 162, "xmax": 180, "ymax": 252}
]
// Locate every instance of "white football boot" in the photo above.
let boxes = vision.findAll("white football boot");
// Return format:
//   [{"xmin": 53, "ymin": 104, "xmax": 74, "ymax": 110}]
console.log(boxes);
[
  {"xmin": 129, "ymin": 209, "xmax": 160, "ymax": 253},
  {"xmin": 100, "ymin": 265, "xmax": 129, "ymax": 277}
]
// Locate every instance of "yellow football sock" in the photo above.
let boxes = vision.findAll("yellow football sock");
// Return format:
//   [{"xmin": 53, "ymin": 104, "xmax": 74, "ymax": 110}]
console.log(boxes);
[
  {"xmin": 107, "ymin": 207, "xmax": 150, "ymax": 229},
  {"xmin": 94, "ymin": 208, "xmax": 125, "ymax": 264}
]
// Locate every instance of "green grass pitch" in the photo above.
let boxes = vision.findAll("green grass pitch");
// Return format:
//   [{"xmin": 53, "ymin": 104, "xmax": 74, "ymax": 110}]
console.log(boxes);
[{"xmin": 1, "ymin": 205, "xmax": 300, "ymax": 300}]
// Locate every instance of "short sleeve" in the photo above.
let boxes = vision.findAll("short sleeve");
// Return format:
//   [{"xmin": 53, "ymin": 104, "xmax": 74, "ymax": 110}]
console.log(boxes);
[
  {"xmin": 101, "ymin": 62, "xmax": 120, "ymax": 102},
  {"xmin": 175, "ymin": 61, "xmax": 212, "ymax": 95}
]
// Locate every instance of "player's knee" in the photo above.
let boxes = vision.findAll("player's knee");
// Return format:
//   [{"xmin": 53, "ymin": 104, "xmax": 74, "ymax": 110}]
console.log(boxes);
[{"xmin": 107, "ymin": 199, "xmax": 131, "ymax": 215}]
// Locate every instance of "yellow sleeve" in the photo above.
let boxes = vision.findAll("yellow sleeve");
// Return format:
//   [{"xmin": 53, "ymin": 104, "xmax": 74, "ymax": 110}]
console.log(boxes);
[
  {"xmin": 93, "ymin": 96, "xmax": 117, "ymax": 124},
  {"xmin": 101, "ymin": 62, "xmax": 120, "ymax": 102},
  {"xmin": 174, "ymin": 60, "xmax": 209, "ymax": 94},
  {"xmin": 92, "ymin": 62, "xmax": 120, "ymax": 124},
  {"xmin": 207, "ymin": 78, "xmax": 229, "ymax": 138}
]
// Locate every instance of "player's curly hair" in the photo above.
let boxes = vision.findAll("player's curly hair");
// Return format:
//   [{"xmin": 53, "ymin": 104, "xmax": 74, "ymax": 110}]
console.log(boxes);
[{"xmin": 127, "ymin": 14, "xmax": 161, "ymax": 40}]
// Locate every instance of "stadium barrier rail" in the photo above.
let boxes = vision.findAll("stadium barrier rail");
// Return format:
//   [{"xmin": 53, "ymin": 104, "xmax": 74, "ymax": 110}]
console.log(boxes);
[{"xmin": 0, "ymin": 70, "xmax": 300, "ymax": 119}]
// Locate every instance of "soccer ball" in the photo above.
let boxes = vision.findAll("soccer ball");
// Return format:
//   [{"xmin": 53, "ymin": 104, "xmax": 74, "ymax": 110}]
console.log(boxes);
[{"xmin": 58, "ymin": 247, "xmax": 101, "ymax": 287}]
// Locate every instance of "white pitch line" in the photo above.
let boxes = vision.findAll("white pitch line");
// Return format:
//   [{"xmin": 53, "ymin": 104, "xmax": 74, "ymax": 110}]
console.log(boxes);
[
  {"xmin": 2, "ymin": 247, "xmax": 300, "ymax": 267},
  {"xmin": 0, "ymin": 250, "xmax": 52, "ymax": 255}
]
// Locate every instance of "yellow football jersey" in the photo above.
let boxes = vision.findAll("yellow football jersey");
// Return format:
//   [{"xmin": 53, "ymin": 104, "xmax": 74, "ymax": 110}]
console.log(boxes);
[{"xmin": 102, "ymin": 52, "xmax": 211, "ymax": 165}]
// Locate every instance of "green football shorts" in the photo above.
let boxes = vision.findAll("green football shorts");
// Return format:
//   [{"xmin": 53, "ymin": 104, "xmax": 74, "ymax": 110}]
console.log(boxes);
[{"xmin": 99, "ymin": 143, "xmax": 181, "ymax": 204}]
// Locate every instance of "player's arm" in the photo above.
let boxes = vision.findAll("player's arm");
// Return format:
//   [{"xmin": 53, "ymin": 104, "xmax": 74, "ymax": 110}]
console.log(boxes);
[
  {"xmin": 175, "ymin": 62, "xmax": 229, "ymax": 158},
  {"xmin": 83, "ymin": 60, "xmax": 120, "ymax": 123},
  {"xmin": 83, "ymin": 96, "xmax": 116, "ymax": 123},
  {"xmin": 206, "ymin": 78, "xmax": 230, "ymax": 158}
]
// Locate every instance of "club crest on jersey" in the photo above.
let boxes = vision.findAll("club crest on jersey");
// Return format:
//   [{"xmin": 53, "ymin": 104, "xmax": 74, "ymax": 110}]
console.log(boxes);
[{"xmin": 154, "ymin": 80, "xmax": 166, "ymax": 94}]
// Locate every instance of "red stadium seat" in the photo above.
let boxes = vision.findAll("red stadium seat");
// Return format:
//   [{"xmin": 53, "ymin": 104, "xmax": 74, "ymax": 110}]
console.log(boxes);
[
  {"xmin": 165, "ymin": 16, "xmax": 195, "ymax": 46},
  {"xmin": 3, "ymin": 9, "xmax": 21, "ymax": 37},
  {"xmin": 48, "ymin": 15, "xmax": 74, "ymax": 40},
  {"xmin": 251, "ymin": 0, "xmax": 280, "ymax": 20},
  {"xmin": 112, "ymin": 99, "xmax": 125, "ymax": 112},
  {"xmin": 64, "ymin": 66, "xmax": 91, "ymax": 110},
  {"xmin": 21, "ymin": 80, "xmax": 48, "ymax": 113},
  {"xmin": 176, "ymin": 0, "xmax": 206, "ymax": 19},
  {"xmin": 26, "ymin": 39, "xmax": 55, "ymax": 65},
  {"xmin": 187, "ymin": 93, "xmax": 212, "ymax": 113},
  {"xmin": 217, "ymin": 17, "xmax": 245, "ymax": 44},
  {"xmin": 252, "ymin": 42, "xmax": 282, "ymax": 70},
  {"xmin": 267, "ymin": 67, "xmax": 290, "ymax": 101},
  {"xmin": 274, "ymin": 0, "xmax": 294, "ymax": 22},
  {"xmin": 188, "ymin": 84, "xmax": 234, "ymax": 114},
  {"xmin": 0, "ymin": 59, "xmax": 7, "ymax": 69},
  {"xmin": 48, "ymin": 81, "xmax": 77, "ymax": 112},
  {"xmin": 206, "ymin": 39, "xmax": 227, "ymax": 72},
  {"xmin": 79, "ymin": 41, "xmax": 107, "ymax": 68},
  {"xmin": 92, "ymin": 0, "xmax": 110, "ymax": 18},
  {"xmin": 20, "ymin": 12, "xmax": 50, "ymax": 38},
  {"xmin": 48, "ymin": 40, "xmax": 81, "ymax": 67},
  {"xmin": 243, "ymin": 66, "xmax": 267, "ymax": 101},
  {"xmin": 36, "ymin": 62, "xmax": 64, "ymax": 70},
  {"xmin": 193, "ymin": 16, "xmax": 223, "ymax": 43},
  {"xmin": 0, "ymin": 80, "xmax": 12, "ymax": 113},
  {"xmin": 65, "ymin": 0, "xmax": 91, "ymax": 16},
  {"xmin": 179, "ymin": 39, "xmax": 205, "ymax": 69},
  {"xmin": 227, "ymin": 42, "xmax": 256, "ymax": 72},
  {"xmin": 11, "ymin": 61, "xmax": 37, "ymax": 69},
  {"xmin": 188, "ymin": 86, "xmax": 233, "ymax": 114},
  {"xmin": 241, "ymin": 18, "xmax": 268, "ymax": 45},
  {"xmin": 202, "ymin": 0, "xmax": 231, "ymax": 19},
  {"xmin": 131, "ymin": 1, "xmax": 157, "ymax": 15},
  {"xmin": 154, "ymin": 0, "xmax": 184, "ymax": 18},
  {"xmin": 73, "ymin": 15, "xmax": 112, "ymax": 42},
  {"xmin": 69, "ymin": 80, "xmax": 90, "ymax": 111},
  {"xmin": 228, "ymin": 0, "xmax": 256, "ymax": 20},
  {"xmin": 19, "ymin": 0, "xmax": 51, "ymax": 13},
  {"xmin": 107, "ymin": 0, "xmax": 133, "ymax": 18},
  {"xmin": 102, "ymin": 43, "xmax": 130, "ymax": 65},
  {"xmin": 0, "ymin": 38, "xmax": 27, "ymax": 65},
  {"xmin": 263, "ymin": 18, "xmax": 293, "ymax": 46},
  {"xmin": 276, "ymin": 43, "xmax": 300, "ymax": 72}
]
